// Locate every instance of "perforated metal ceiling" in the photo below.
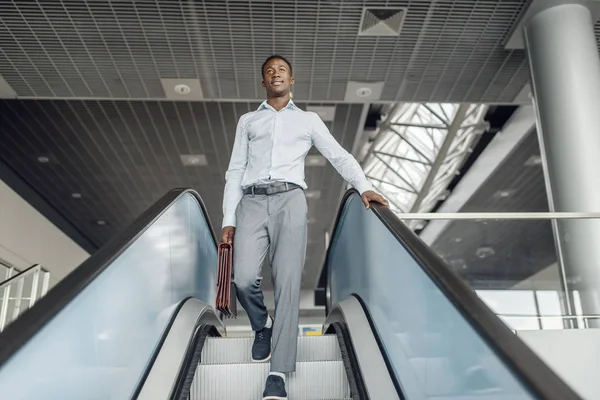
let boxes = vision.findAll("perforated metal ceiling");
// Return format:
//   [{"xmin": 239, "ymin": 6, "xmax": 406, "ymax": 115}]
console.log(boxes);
[{"xmin": 0, "ymin": 0, "xmax": 532, "ymax": 103}]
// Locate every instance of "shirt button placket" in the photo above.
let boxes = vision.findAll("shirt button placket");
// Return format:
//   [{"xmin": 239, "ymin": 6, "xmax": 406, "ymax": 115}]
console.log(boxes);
[{"xmin": 269, "ymin": 114, "xmax": 277, "ymax": 180}]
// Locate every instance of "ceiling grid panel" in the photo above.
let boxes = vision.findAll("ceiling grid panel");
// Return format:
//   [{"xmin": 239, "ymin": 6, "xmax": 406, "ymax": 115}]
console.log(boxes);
[
  {"xmin": 0, "ymin": 0, "xmax": 537, "ymax": 103},
  {"xmin": 0, "ymin": 115, "xmax": 102, "ymax": 230},
  {"xmin": 19, "ymin": 100, "xmax": 134, "ymax": 220}
]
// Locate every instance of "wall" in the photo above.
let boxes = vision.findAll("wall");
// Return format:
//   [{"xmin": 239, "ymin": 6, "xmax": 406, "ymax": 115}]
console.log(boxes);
[
  {"xmin": 517, "ymin": 329, "xmax": 600, "ymax": 400},
  {"xmin": 0, "ymin": 179, "xmax": 89, "ymax": 287},
  {"xmin": 511, "ymin": 262, "xmax": 562, "ymax": 291}
]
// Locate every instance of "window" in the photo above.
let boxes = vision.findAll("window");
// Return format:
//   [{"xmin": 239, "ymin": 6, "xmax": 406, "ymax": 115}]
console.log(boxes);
[{"xmin": 361, "ymin": 103, "xmax": 487, "ymax": 227}]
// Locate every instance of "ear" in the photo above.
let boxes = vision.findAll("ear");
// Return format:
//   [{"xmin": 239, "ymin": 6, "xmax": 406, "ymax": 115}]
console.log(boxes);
[
  {"xmin": 290, "ymin": 76, "xmax": 295, "ymax": 85},
  {"xmin": 261, "ymin": 80, "xmax": 266, "ymax": 88}
]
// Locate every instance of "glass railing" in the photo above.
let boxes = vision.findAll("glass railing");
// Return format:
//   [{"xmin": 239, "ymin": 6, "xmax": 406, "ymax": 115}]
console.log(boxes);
[
  {"xmin": 418, "ymin": 213, "xmax": 600, "ymax": 332},
  {"xmin": 0, "ymin": 260, "xmax": 16, "ymax": 281},
  {"xmin": 496, "ymin": 314, "xmax": 600, "ymax": 331},
  {"xmin": 0, "ymin": 189, "xmax": 217, "ymax": 400},
  {"xmin": 0, "ymin": 264, "xmax": 50, "ymax": 332},
  {"xmin": 326, "ymin": 190, "xmax": 579, "ymax": 400}
]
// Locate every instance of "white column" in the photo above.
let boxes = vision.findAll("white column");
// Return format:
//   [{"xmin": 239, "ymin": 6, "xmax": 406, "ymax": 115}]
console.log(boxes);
[{"xmin": 524, "ymin": 1, "xmax": 600, "ymax": 318}]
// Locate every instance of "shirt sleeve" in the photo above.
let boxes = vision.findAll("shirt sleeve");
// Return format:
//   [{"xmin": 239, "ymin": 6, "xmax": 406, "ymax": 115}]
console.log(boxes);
[
  {"xmin": 310, "ymin": 112, "xmax": 374, "ymax": 195},
  {"xmin": 222, "ymin": 115, "xmax": 248, "ymax": 228}
]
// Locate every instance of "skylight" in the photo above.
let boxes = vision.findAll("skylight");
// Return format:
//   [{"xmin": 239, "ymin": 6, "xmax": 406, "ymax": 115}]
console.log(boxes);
[{"xmin": 361, "ymin": 103, "xmax": 488, "ymax": 227}]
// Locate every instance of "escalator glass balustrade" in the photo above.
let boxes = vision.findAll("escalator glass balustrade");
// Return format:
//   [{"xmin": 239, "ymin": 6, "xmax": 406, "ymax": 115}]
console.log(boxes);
[
  {"xmin": 0, "ymin": 191, "xmax": 217, "ymax": 399},
  {"xmin": 326, "ymin": 191, "xmax": 556, "ymax": 400}
]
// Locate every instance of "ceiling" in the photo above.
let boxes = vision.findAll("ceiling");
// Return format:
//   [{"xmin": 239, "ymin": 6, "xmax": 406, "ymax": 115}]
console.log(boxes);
[
  {"xmin": 0, "ymin": 0, "xmax": 533, "ymax": 104},
  {"xmin": 430, "ymin": 128, "xmax": 558, "ymax": 289},
  {"xmin": 0, "ymin": 0, "xmax": 586, "ymax": 291}
]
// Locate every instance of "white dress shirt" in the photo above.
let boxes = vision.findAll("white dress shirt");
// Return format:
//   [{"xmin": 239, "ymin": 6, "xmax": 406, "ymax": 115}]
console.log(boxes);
[{"xmin": 222, "ymin": 99, "xmax": 373, "ymax": 228}]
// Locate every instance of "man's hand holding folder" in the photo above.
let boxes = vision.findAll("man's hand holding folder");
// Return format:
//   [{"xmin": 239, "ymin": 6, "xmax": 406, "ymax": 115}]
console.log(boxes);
[{"xmin": 216, "ymin": 243, "xmax": 236, "ymax": 318}]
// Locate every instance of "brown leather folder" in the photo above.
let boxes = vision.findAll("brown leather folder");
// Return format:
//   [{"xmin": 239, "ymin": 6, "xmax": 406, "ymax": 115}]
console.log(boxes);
[{"xmin": 216, "ymin": 243, "xmax": 236, "ymax": 318}]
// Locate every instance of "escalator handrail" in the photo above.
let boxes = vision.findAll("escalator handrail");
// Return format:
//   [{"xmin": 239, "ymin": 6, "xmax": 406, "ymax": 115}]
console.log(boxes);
[
  {"xmin": 325, "ymin": 189, "xmax": 582, "ymax": 400},
  {"xmin": 0, "ymin": 188, "xmax": 217, "ymax": 366}
]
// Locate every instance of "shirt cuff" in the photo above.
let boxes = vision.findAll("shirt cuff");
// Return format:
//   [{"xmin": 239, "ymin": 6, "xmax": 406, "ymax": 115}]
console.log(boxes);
[
  {"xmin": 222, "ymin": 214, "xmax": 236, "ymax": 229},
  {"xmin": 356, "ymin": 180, "xmax": 374, "ymax": 195}
]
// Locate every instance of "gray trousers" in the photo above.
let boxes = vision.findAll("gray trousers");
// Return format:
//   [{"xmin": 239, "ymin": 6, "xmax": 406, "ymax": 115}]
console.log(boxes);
[{"xmin": 233, "ymin": 188, "xmax": 308, "ymax": 373}]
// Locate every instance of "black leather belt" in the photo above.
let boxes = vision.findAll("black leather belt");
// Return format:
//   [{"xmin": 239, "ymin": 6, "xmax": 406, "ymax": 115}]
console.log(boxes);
[{"xmin": 243, "ymin": 182, "xmax": 301, "ymax": 195}]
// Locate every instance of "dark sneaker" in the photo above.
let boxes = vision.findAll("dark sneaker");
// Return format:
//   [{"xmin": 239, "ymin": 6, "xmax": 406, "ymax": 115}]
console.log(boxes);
[
  {"xmin": 252, "ymin": 317, "xmax": 273, "ymax": 362},
  {"xmin": 262, "ymin": 375, "xmax": 287, "ymax": 400}
]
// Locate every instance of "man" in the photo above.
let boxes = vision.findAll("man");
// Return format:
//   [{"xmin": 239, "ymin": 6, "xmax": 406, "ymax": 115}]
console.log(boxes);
[{"xmin": 221, "ymin": 55, "xmax": 387, "ymax": 400}]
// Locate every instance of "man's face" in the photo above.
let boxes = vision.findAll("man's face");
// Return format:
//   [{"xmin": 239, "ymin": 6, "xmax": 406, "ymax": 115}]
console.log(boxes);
[{"xmin": 262, "ymin": 58, "xmax": 294, "ymax": 97}]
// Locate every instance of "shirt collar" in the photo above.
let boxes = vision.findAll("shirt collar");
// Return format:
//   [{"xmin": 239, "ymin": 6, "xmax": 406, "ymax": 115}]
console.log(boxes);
[{"xmin": 257, "ymin": 99, "xmax": 297, "ymax": 111}]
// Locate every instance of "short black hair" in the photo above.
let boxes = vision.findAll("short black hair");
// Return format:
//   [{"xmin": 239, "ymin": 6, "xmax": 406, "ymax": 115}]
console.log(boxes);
[{"xmin": 261, "ymin": 55, "xmax": 292, "ymax": 78}]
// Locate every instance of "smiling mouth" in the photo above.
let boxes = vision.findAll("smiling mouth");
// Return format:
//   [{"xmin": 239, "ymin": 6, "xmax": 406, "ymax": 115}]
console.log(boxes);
[{"xmin": 271, "ymin": 81, "xmax": 283, "ymax": 86}]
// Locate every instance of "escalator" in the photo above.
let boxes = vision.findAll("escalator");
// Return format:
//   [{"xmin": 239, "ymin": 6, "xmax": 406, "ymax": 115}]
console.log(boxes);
[
  {"xmin": 0, "ymin": 188, "xmax": 582, "ymax": 399},
  {"xmin": 135, "ymin": 297, "xmax": 381, "ymax": 399}
]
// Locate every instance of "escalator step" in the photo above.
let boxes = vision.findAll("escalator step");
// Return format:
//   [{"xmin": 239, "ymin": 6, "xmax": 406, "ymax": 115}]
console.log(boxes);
[
  {"xmin": 191, "ymin": 360, "xmax": 351, "ymax": 400},
  {"xmin": 201, "ymin": 335, "xmax": 342, "ymax": 364}
]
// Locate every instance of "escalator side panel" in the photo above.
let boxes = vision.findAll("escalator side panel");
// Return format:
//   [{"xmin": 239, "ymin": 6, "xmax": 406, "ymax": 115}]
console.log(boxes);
[
  {"xmin": 327, "ymin": 194, "xmax": 536, "ymax": 399},
  {"xmin": 325, "ymin": 296, "xmax": 401, "ymax": 400},
  {"xmin": 136, "ymin": 298, "xmax": 223, "ymax": 400},
  {"xmin": 0, "ymin": 193, "xmax": 217, "ymax": 400}
]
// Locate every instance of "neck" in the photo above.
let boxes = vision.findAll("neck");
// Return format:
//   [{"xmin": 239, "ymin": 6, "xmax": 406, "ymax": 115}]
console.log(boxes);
[{"xmin": 267, "ymin": 94, "xmax": 291, "ymax": 111}]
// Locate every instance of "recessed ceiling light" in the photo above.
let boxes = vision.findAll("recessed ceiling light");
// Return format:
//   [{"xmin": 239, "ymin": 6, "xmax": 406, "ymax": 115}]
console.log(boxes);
[
  {"xmin": 174, "ymin": 84, "xmax": 191, "ymax": 95},
  {"xmin": 160, "ymin": 79, "xmax": 204, "ymax": 100},
  {"xmin": 181, "ymin": 154, "xmax": 208, "ymax": 167},
  {"xmin": 454, "ymin": 237, "xmax": 463, "ymax": 243},
  {"xmin": 305, "ymin": 191, "xmax": 321, "ymax": 199},
  {"xmin": 71, "ymin": 192, "xmax": 82, "ymax": 199},
  {"xmin": 95, "ymin": 220, "xmax": 107, "ymax": 226},
  {"xmin": 476, "ymin": 246, "xmax": 495, "ymax": 259},
  {"xmin": 449, "ymin": 258, "xmax": 467, "ymax": 270},
  {"xmin": 37, "ymin": 156, "xmax": 50, "ymax": 163},
  {"xmin": 345, "ymin": 81, "xmax": 384, "ymax": 101},
  {"xmin": 306, "ymin": 155, "xmax": 326, "ymax": 166},
  {"xmin": 494, "ymin": 189, "xmax": 515, "ymax": 198},
  {"xmin": 356, "ymin": 87, "xmax": 373, "ymax": 97},
  {"xmin": 525, "ymin": 155, "xmax": 543, "ymax": 167}
]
